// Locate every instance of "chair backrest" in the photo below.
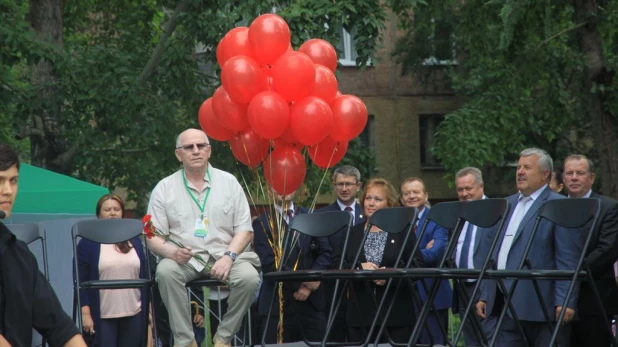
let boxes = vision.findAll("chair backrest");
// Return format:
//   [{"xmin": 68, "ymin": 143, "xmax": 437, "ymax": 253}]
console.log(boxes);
[
  {"xmin": 9, "ymin": 223, "xmax": 44, "ymax": 244},
  {"xmin": 290, "ymin": 211, "xmax": 353, "ymax": 238},
  {"xmin": 426, "ymin": 201, "xmax": 464, "ymax": 229},
  {"xmin": 281, "ymin": 211, "xmax": 353, "ymax": 271},
  {"xmin": 460, "ymin": 198, "xmax": 509, "ymax": 228},
  {"xmin": 8, "ymin": 223, "xmax": 49, "ymax": 280},
  {"xmin": 368, "ymin": 206, "xmax": 418, "ymax": 234},
  {"xmin": 72, "ymin": 218, "xmax": 143, "ymax": 243},
  {"xmin": 538, "ymin": 198, "xmax": 600, "ymax": 228},
  {"xmin": 351, "ymin": 207, "xmax": 419, "ymax": 269}
]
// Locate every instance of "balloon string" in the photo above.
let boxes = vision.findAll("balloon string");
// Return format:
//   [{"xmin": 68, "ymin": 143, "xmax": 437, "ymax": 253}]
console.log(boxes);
[{"xmin": 309, "ymin": 143, "xmax": 339, "ymax": 212}]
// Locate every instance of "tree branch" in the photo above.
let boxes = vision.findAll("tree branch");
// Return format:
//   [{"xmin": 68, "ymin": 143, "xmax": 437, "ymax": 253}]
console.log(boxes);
[
  {"xmin": 533, "ymin": 21, "xmax": 589, "ymax": 53},
  {"xmin": 16, "ymin": 127, "xmax": 45, "ymax": 140},
  {"xmin": 138, "ymin": 0, "xmax": 190, "ymax": 84},
  {"xmin": 51, "ymin": 145, "xmax": 78, "ymax": 170},
  {"xmin": 512, "ymin": 21, "xmax": 589, "ymax": 80}
]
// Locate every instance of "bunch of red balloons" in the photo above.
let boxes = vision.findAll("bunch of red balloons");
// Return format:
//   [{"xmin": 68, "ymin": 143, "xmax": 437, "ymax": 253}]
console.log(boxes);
[{"xmin": 198, "ymin": 14, "xmax": 368, "ymax": 195}]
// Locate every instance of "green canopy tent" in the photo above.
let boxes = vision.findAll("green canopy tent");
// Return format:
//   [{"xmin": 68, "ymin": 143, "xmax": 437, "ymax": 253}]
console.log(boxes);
[{"xmin": 12, "ymin": 163, "xmax": 109, "ymax": 214}]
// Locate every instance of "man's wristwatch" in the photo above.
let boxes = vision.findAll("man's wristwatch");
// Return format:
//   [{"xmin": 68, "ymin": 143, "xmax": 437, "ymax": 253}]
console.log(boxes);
[{"xmin": 223, "ymin": 251, "xmax": 238, "ymax": 262}]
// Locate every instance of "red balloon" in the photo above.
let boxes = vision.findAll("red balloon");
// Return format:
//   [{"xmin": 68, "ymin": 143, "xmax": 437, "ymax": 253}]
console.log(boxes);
[
  {"xmin": 263, "ymin": 145, "xmax": 306, "ymax": 195},
  {"xmin": 248, "ymin": 14, "xmax": 291, "ymax": 65},
  {"xmin": 247, "ymin": 91, "xmax": 290, "ymax": 139},
  {"xmin": 221, "ymin": 55, "xmax": 266, "ymax": 104},
  {"xmin": 290, "ymin": 96, "xmax": 333, "ymax": 146},
  {"xmin": 261, "ymin": 65, "xmax": 274, "ymax": 91},
  {"xmin": 277, "ymin": 126, "xmax": 302, "ymax": 147},
  {"xmin": 329, "ymin": 95, "xmax": 368, "ymax": 142},
  {"xmin": 273, "ymin": 52, "xmax": 316, "ymax": 102},
  {"xmin": 308, "ymin": 136, "xmax": 348, "ymax": 169},
  {"xmin": 273, "ymin": 136, "xmax": 303, "ymax": 150},
  {"xmin": 298, "ymin": 39, "xmax": 338, "ymax": 72},
  {"xmin": 310, "ymin": 64, "xmax": 338, "ymax": 104},
  {"xmin": 229, "ymin": 129, "xmax": 270, "ymax": 167},
  {"xmin": 212, "ymin": 86, "xmax": 249, "ymax": 132},
  {"xmin": 198, "ymin": 98, "xmax": 234, "ymax": 141},
  {"xmin": 217, "ymin": 27, "xmax": 253, "ymax": 67}
]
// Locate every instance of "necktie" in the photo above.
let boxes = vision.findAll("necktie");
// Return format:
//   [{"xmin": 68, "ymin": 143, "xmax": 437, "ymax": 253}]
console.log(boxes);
[
  {"xmin": 286, "ymin": 209, "xmax": 295, "ymax": 231},
  {"xmin": 459, "ymin": 222, "xmax": 475, "ymax": 269},
  {"xmin": 497, "ymin": 196, "xmax": 532, "ymax": 269},
  {"xmin": 344, "ymin": 206, "xmax": 353, "ymax": 212}
]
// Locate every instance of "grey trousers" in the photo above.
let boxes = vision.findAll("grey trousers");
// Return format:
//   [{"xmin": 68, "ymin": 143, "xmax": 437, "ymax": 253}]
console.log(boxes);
[
  {"xmin": 156, "ymin": 252, "xmax": 261, "ymax": 347},
  {"xmin": 457, "ymin": 282, "xmax": 496, "ymax": 346}
]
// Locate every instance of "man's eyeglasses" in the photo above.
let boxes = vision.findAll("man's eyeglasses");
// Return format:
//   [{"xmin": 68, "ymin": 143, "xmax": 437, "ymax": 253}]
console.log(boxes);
[
  {"xmin": 177, "ymin": 143, "xmax": 211, "ymax": 151},
  {"xmin": 335, "ymin": 182, "xmax": 358, "ymax": 189}
]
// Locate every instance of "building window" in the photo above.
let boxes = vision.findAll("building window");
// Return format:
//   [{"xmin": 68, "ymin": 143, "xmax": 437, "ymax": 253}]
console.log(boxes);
[
  {"xmin": 419, "ymin": 15, "xmax": 457, "ymax": 66},
  {"xmin": 336, "ymin": 27, "xmax": 358, "ymax": 66},
  {"xmin": 419, "ymin": 114, "xmax": 445, "ymax": 167},
  {"xmin": 359, "ymin": 114, "xmax": 375, "ymax": 148}
]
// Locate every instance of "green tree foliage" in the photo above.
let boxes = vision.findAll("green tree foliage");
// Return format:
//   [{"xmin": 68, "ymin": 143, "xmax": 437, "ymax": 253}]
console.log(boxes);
[
  {"xmin": 1, "ymin": 0, "xmax": 382, "ymax": 212},
  {"xmin": 391, "ymin": 0, "xmax": 618, "ymax": 195}
]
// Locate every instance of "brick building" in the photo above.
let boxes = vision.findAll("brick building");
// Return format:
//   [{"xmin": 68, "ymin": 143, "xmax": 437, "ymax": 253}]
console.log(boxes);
[{"xmin": 334, "ymin": 17, "xmax": 463, "ymax": 202}]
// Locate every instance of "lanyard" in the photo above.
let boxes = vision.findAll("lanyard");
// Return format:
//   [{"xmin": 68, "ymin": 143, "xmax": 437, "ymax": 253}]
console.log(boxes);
[{"xmin": 182, "ymin": 168, "xmax": 211, "ymax": 218}]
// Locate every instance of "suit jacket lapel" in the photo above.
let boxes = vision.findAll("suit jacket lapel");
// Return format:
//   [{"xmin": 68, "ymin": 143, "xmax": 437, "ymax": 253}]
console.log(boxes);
[
  {"xmin": 473, "ymin": 226, "xmax": 483, "ymax": 255},
  {"xmin": 355, "ymin": 202, "xmax": 364, "ymax": 223},
  {"xmin": 351, "ymin": 227, "xmax": 367, "ymax": 264},
  {"xmin": 380, "ymin": 233, "xmax": 398, "ymax": 267},
  {"xmin": 493, "ymin": 194, "xmax": 518, "ymax": 257},
  {"xmin": 512, "ymin": 187, "xmax": 551, "ymax": 244},
  {"xmin": 417, "ymin": 208, "xmax": 428, "ymax": 237}
]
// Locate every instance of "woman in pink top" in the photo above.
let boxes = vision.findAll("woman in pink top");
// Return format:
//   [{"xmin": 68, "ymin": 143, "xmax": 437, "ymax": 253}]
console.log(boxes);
[{"xmin": 77, "ymin": 194, "xmax": 149, "ymax": 347}]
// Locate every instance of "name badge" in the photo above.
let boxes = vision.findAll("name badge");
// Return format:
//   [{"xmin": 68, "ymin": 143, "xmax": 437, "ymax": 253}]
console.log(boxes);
[{"xmin": 194, "ymin": 217, "xmax": 208, "ymax": 238}]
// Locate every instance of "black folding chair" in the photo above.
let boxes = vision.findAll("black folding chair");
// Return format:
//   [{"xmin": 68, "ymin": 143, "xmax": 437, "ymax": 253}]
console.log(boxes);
[
  {"xmin": 320, "ymin": 206, "xmax": 418, "ymax": 347},
  {"xmin": 72, "ymin": 219, "xmax": 155, "ymax": 347},
  {"xmin": 487, "ymin": 198, "xmax": 608, "ymax": 347},
  {"xmin": 370, "ymin": 201, "xmax": 463, "ymax": 347},
  {"xmin": 449, "ymin": 198, "xmax": 526, "ymax": 347},
  {"xmin": 10, "ymin": 223, "xmax": 50, "ymax": 347},
  {"xmin": 260, "ymin": 210, "xmax": 354, "ymax": 346},
  {"xmin": 10, "ymin": 223, "xmax": 49, "ymax": 281},
  {"xmin": 405, "ymin": 198, "xmax": 522, "ymax": 347}
]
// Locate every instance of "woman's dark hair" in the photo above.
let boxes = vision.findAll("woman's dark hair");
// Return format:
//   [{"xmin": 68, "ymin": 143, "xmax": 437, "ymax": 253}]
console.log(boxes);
[
  {"xmin": 96, "ymin": 194, "xmax": 132, "ymax": 254},
  {"xmin": 0, "ymin": 144, "xmax": 20, "ymax": 171}
]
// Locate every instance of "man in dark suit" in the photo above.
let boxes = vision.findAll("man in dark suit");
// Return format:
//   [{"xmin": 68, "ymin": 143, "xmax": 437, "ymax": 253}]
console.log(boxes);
[
  {"xmin": 476, "ymin": 148, "xmax": 584, "ymax": 347},
  {"xmin": 315, "ymin": 165, "xmax": 364, "ymax": 341},
  {"xmin": 452, "ymin": 167, "xmax": 496, "ymax": 346},
  {"xmin": 253, "ymin": 188, "xmax": 332, "ymax": 343},
  {"xmin": 317, "ymin": 165, "xmax": 365, "ymax": 239},
  {"xmin": 400, "ymin": 177, "xmax": 452, "ymax": 345},
  {"xmin": 563, "ymin": 154, "xmax": 618, "ymax": 347}
]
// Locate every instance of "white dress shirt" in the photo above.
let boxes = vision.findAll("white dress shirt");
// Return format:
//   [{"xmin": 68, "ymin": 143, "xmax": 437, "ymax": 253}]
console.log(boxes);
[
  {"xmin": 336, "ymin": 199, "xmax": 355, "ymax": 215},
  {"xmin": 496, "ymin": 184, "xmax": 548, "ymax": 269},
  {"xmin": 455, "ymin": 195, "xmax": 487, "ymax": 269}
]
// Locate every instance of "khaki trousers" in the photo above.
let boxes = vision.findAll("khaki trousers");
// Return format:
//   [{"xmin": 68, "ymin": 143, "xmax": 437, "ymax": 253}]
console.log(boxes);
[{"xmin": 156, "ymin": 252, "xmax": 261, "ymax": 347}]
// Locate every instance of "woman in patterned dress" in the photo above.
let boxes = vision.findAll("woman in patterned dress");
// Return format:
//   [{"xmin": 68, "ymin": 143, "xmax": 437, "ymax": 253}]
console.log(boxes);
[{"xmin": 343, "ymin": 178, "xmax": 418, "ymax": 344}]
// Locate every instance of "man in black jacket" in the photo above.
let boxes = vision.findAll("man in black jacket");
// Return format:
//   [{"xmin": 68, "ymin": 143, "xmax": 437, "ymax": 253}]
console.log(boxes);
[
  {"xmin": 563, "ymin": 154, "xmax": 618, "ymax": 347},
  {"xmin": 0, "ymin": 143, "xmax": 85, "ymax": 347}
]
